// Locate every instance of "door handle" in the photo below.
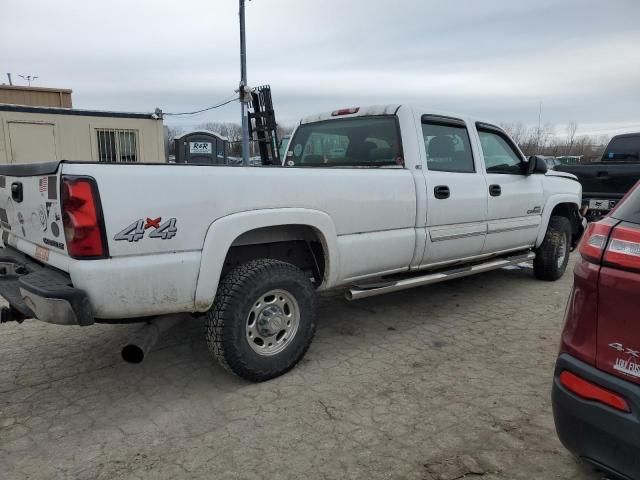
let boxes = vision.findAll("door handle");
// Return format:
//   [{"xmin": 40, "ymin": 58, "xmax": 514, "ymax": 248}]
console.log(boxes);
[
  {"xmin": 489, "ymin": 184, "xmax": 501, "ymax": 197},
  {"xmin": 434, "ymin": 185, "xmax": 450, "ymax": 199},
  {"xmin": 11, "ymin": 182, "xmax": 23, "ymax": 203}
]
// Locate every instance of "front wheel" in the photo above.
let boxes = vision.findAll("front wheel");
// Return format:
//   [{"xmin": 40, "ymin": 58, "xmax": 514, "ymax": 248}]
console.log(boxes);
[
  {"xmin": 533, "ymin": 216, "xmax": 572, "ymax": 281},
  {"xmin": 206, "ymin": 259, "xmax": 317, "ymax": 381}
]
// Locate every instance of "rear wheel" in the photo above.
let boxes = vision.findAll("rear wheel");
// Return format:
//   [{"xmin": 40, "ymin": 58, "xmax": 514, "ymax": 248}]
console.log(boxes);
[
  {"xmin": 534, "ymin": 215, "xmax": 572, "ymax": 281},
  {"xmin": 206, "ymin": 259, "xmax": 317, "ymax": 381}
]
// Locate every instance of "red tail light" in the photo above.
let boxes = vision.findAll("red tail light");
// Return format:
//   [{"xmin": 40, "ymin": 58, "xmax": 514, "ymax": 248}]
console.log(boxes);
[
  {"xmin": 578, "ymin": 217, "xmax": 617, "ymax": 264},
  {"xmin": 560, "ymin": 370, "xmax": 631, "ymax": 413},
  {"xmin": 603, "ymin": 223, "xmax": 640, "ymax": 272},
  {"xmin": 61, "ymin": 176, "xmax": 108, "ymax": 259}
]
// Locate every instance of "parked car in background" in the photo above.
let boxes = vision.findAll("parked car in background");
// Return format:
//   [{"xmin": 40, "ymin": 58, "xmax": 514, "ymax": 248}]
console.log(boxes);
[
  {"xmin": 553, "ymin": 180, "xmax": 640, "ymax": 480},
  {"xmin": 537, "ymin": 155, "xmax": 561, "ymax": 170},
  {"xmin": 0, "ymin": 105, "xmax": 584, "ymax": 382},
  {"xmin": 556, "ymin": 155, "xmax": 582, "ymax": 165},
  {"xmin": 557, "ymin": 133, "xmax": 640, "ymax": 221}
]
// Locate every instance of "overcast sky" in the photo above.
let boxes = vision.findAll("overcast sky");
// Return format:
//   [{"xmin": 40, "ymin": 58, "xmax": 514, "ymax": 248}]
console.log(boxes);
[{"xmin": 1, "ymin": 0, "xmax": 639, "ymax": 136}]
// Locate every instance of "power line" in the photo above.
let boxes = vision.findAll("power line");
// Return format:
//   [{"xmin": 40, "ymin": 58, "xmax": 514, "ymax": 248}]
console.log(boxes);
[{"xmin": 164, "ymin": 95, "xmax": 239, "ymax": 117}]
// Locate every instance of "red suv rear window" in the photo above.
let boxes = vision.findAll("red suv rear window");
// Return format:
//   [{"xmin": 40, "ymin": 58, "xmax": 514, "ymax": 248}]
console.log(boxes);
[{"xmin": 611, "ymin": 182, "xmax": 640, "ymax": 224}]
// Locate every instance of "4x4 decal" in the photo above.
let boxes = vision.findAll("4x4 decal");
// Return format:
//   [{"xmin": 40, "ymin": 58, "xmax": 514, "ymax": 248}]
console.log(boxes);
[
  {"xmin": 114, "ymin": 217, "xmax": 177, "ymax": 242},
  {"xmin": 609, "ymin": 342, "xmax": 640, "ymax": 379}
]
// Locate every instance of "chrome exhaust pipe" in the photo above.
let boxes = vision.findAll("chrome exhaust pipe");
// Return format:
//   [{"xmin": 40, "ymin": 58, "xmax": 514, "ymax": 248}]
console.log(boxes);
[{"xmin": 121, "ymin": 314, "xmax": 183, "ymax": 364}]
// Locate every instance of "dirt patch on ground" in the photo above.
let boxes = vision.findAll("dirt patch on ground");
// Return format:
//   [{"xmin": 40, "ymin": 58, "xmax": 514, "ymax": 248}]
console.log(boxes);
[{"xmin": 0, "ymin": 255, "xmax": 601, "ymax": 479}]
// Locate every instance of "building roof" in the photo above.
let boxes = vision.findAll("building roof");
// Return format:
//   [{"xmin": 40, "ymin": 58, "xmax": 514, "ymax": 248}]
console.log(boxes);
[
  {"xmin": 174, "ymin": 130, "xmax": 229, "ymax": 141},
  {"xmin": 0, "ymin": 103, "xmax": 160, "ymax": 120},
  {"xmin": 0, "ymin": 85, "xmax": 72, "ymax": 94},
  {"xmin": 300, "ymin": 104, "xmax": 497, "ymax": 127}
]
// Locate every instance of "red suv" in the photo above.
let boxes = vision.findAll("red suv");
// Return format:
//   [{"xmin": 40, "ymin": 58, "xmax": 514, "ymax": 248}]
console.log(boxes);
[{"xmin": 553, "ymin": 182, "xmax": 640, "ymax": 479}]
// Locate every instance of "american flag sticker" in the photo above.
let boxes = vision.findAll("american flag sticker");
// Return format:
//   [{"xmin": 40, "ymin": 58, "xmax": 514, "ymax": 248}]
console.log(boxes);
[{"xmin": 39, "ymin": 177, "xmax": 48, "ymax": 193}]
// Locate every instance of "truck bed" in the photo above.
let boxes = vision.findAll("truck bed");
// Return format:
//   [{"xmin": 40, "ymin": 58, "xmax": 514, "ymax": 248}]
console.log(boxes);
[{"xmin": 555, "ymin": 162, "xmax": 640, "ymax": 199}]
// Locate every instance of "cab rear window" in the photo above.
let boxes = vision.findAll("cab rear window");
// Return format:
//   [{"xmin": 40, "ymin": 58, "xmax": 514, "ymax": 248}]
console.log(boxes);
[
  {"xmin": 285, "ymin": 117, "xmax": 403, "ymax": 167},
  {"xmin": 603, "ymin": 135, "xmax": 640, "ymax": 161}
]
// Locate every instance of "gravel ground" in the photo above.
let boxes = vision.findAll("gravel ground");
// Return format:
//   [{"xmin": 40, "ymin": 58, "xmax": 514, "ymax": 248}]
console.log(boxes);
[{"xmin": 0, "ymin": 254, "xmax": 603, "ymax": 480}]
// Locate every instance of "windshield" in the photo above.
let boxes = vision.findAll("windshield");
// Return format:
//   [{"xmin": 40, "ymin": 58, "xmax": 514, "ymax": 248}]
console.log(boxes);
[
  {"xmin": 285, "ymin": 116, "xmax": 402, "ymax": 167},
  {"xmin": 603, "ymin": 135, "xmax": 640, "ymax": 161}
]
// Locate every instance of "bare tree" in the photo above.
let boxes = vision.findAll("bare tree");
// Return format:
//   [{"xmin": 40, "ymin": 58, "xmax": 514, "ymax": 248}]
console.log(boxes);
[
  {"xmin": 565, "ymin": 121, "xmax": 578, "ymax": 155},
  {"xmin": 597, "ymin": 134, "xmax": 611, "ymax": 147},
  {"xmin": 502, "ymin": 121, "xmax": 609, "ymax": 161},
  {"xmin": 501, "ymin": 122, "xmax": 526, "ymax": 146},
  {"xmin": 277, "ymin": 125, "xmax": 293, "ymax": 140},
  {"xmin": 166, "ymin": 126, "xmax": 184, "ymax": 155}
]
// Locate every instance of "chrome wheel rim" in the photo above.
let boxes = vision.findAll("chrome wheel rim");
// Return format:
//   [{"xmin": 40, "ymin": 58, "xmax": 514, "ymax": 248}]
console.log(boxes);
[
  {"xmin": 557, "ymin": 234, "xmax": 568, "ymax": 268},
  {"xmin": 246, "ymin": 289, "xmax": 300, "ymax": 356}
]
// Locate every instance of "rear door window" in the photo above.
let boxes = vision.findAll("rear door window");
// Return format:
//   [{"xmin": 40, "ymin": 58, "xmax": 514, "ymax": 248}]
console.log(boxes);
[
  {"xmin": 422, "ymin": 119, "xmax": 475, "ymax": 173},
  {"xmin": 286, "ymin": 117, "xmax": 402, "ymax": 167}
]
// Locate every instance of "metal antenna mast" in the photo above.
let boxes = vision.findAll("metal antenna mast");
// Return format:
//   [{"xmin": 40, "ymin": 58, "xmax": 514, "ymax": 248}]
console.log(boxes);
[
  {"xmin": 18, "ymin": 74, "xmax": 38, "ymax": 86},
  {"xmin": 239, "ymin": 0, "xmax": 251, "ymax": 166}
]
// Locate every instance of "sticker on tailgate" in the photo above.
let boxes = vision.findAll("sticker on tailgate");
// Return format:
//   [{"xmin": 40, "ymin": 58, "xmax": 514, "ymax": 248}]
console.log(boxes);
[{"xmin": 0, "ymin": 174, "xmax": 64, "ymax": 253}]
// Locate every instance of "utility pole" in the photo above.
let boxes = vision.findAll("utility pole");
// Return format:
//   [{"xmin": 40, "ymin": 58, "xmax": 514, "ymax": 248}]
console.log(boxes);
[
  {"xmin": 239, "ymin": 0, "xmax": 251, "ymax": 166},
  {"xmin": 6, "ymin": 73, "xmax": 12, "ymax": 86},
  {"xmin": 536, "ymin": 100, "xmax": 543, "ymax": 150},
  {"xmin": 537, "ymin": 100, "xmax": 543, "ymax": 133}
]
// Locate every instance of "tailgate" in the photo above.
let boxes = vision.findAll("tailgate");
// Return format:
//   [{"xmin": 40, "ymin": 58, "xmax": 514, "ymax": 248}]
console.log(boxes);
[
  {"xmin": 0, "ymin": 162, "xmax": 67, "ymax": 261},
  {"xmin": 596, "ymin": 213, "xmax": 640, "ymax": 385},
  {"xmin": 597, "ymin": 264, "xmax": 640, "ymax": 386}
]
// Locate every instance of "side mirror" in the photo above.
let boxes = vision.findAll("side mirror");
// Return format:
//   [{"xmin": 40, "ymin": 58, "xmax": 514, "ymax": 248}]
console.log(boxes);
[{"xmin": 526, "ymin": 156, "xmax": 548, "ymax": 175}]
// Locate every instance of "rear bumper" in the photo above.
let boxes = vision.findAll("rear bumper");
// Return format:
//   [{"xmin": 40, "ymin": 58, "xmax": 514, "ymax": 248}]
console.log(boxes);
[
  {"xmin": 0, "ymin": 247, "xmax": 93, "ymax": 326},
  {"xmin": 552, "ymin": 354, "xmax": 640, "ymax": 480},
  {"xmin": 581, "ymin": 196, "xmax": 622, "ymax": 220}
]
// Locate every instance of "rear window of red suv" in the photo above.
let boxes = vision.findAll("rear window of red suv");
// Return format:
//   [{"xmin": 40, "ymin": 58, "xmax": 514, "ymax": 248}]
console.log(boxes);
[{"xmin": 612, "ymin": 183, "xmax": 640, "ymax": 224}]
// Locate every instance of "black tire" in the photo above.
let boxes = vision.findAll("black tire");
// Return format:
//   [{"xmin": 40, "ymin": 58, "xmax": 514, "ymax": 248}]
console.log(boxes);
[
  {"xmin": 206, "ymin": 259, "xmax": 317, "ymax": 382},
  {"xmin": 533, "ymin": 215, "xmax": 572, "ymax": 281}
]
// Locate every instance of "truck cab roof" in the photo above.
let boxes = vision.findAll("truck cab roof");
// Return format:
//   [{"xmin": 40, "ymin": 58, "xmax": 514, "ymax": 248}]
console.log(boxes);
[{"xmin": 300, "ymin": 104, "xmax": 499, "ymax": 130}]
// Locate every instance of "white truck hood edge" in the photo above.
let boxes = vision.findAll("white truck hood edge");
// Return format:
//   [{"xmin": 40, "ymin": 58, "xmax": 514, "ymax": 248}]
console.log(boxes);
[{"xmin": 545, "ymin": 170, "xmax": 578, "ymax": 181}]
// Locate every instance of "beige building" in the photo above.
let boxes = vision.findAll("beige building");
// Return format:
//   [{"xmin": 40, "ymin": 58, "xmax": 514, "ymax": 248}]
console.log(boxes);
[
  {"xmin": 0, "ymin": 85, "xmax": 73, "ymax": 108},
  {"xmin": 0, "ymin": 104, "xmax": 166, "ymax": 164}
]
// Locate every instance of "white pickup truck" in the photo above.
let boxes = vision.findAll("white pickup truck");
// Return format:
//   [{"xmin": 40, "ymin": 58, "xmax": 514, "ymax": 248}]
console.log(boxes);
[{"xmin": 0, "ymin": 105, "xmax": 583, "ymax": 381}]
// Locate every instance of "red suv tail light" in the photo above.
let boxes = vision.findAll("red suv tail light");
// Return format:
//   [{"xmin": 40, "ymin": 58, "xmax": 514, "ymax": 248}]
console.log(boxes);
[
  {"xmin": 578, "ymin": 217, "xmax": 617, "ymax": 264},
  {"xmin": 61, "ymin": 176, "xmax": 108, "ymax": 259},
  {"xmin": 559, "ymin": 370, "xmax": 631, "ymax": 413},
  {"xmin": 603, "ymin": 223, "xmax": 640, "ymax": 272}
]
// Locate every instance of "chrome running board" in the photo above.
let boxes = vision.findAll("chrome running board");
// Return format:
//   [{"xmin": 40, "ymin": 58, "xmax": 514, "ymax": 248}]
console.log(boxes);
[{"xmin": 345, "ymin": 252, "xmax": 535, "ymax": 301}]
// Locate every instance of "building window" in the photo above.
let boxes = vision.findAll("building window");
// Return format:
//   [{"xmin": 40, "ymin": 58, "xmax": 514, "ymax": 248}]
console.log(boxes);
[{"xmin": 96, "ymin": 129, "xmax": 138, "ymax": 162}]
